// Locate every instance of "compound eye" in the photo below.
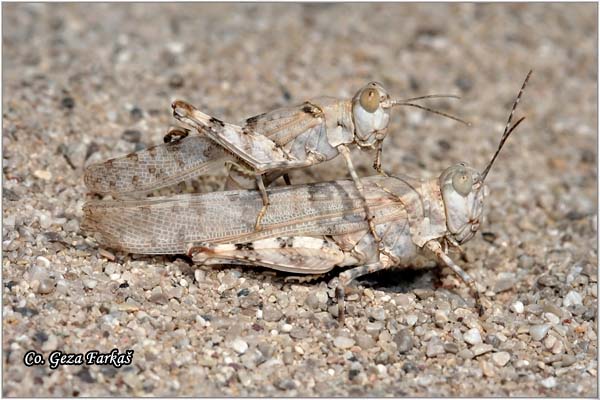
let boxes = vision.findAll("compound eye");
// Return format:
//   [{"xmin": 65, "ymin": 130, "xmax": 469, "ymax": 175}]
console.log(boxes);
[
  {"xmin": 359, "ymin": 88, "xmax": 380, "ymax": 113},
  {"xmin": 452, "ymin": 169, "xmax": 473, "ymax": 197}
]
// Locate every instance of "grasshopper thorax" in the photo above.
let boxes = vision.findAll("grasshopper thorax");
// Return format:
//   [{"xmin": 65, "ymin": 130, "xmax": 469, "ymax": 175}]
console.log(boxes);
[
  {"xmin": 439, "ymin": 163, "xmax": 487, "ymax": 245},
  {"xmin": 351, "ymin": 82, "xmax": 392, "ymax": 147}
]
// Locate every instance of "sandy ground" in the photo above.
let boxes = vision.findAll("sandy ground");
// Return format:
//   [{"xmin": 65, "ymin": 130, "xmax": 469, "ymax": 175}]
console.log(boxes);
[{"xmin": 2, "ymin": 3, "xmax": 597, "ymax": 397}]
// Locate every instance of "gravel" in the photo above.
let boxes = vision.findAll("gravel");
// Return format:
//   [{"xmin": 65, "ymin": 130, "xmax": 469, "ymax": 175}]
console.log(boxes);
[{"xmin": 3, "ymin": 3, "xmax": 597, "ymax": 397}]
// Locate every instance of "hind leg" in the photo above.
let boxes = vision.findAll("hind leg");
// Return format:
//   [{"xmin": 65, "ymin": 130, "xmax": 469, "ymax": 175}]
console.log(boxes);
[{"xmin": 335, "ymin": 260, "xmax": 392, "ymax": 323}]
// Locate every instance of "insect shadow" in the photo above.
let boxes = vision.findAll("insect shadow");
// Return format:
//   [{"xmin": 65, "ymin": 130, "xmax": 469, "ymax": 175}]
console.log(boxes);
[{"xmin": 357, "ymin": 266, "xmax": 441, "ymax": 293}]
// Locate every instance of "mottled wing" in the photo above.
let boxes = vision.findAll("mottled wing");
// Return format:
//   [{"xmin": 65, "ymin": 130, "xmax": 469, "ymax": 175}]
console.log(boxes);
[
  {"xmin": 243, "ymin": 102, "xmax": 325, "ymax": 147},
  {"xmin": 82, "ymin": 178, "xmax": 406, "ymax": 255},
  {"xmin": 84, "ymin": 136, "xmax": 231, "ymax": 196}
]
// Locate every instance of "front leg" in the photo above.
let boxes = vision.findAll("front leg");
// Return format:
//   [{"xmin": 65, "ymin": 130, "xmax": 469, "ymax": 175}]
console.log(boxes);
[
  {"xmin": 337, "ymin": 145, "xmax": 382, "ymax": 246},
  {"xmin": 372, "ymin": 139, "xmax": 388, "ymax": 176}
]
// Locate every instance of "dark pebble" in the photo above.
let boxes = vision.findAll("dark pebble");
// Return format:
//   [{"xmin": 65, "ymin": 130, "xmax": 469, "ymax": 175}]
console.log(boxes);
[
  {"xmin": 437, "ymin": 139, "xmax": 452, "ymax": 151},
  {"xmin": 61, "ymin": 96, "xmax": 75, "ymax": 109},
  {"xmin": 537, "ymin": 274, "xmax": 559, "ymax": 287},
  {"xmin": 401, "ymin": 361, "xmax": 418, "ymax": 374},
  {"xmin": 76, "ymin": 368, "xmax": 95, "ymax": 383},
  {"xmin": 275, "ymin": 379, "xmax": 297, "ymax": 390},
  {"xmin": 394, "ymin": 329, "xmax": 414, "ymax": 354},
  {"xmin": 455, "ymin": 75, "xmax": 473, "ymax": 92},
  {"xmin": 14, "ymin": 307, "xmax": 39, "ymax": 317},
  {"xmin": 4, "ymin": 281, "xmax": 17, "ymax": 290},
  {"xmin": 169, "ymin": 74, "xmax": 184, "ymax": 89},
  {"xmin": 482, "ymin": 232, "xmax": 497, "ymax": 243},
  {"xmin": 4, "ymin": 189, "xmax": 20, "ymax": 201},
  {"xmin": 119, "ymin": 282, "xmax": 129, "ymax": 289},
  {"xmin": 85, "ymin": 142, "xmax": 100, "ymax": 161},
  {"xmin": 122, "ymin": 129, "xmax": 142, "ymax": 143},
  {"xmin": 130, "ymin": 107, "xmax": 143, "ymax": 121},
  {"xmin": 237, "ymin": 288, "xmax": 250, "ymax": 297},
  {"xmin": 33, "ymin": 331, "xmax": 48, "ymax": 343}
]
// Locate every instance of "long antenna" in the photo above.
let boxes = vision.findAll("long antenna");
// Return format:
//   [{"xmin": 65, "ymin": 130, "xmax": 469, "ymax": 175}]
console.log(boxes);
[
  {"xmin": 481, "ymin": 69, "xmax": 533, "ymax": 181},
  {"xmin": 398, "ymin": 94, "xmax": 461, "ymax": 102},
  {"xmin": 391, "ymin": 101, "xmax": 471, "ymax": 126}
]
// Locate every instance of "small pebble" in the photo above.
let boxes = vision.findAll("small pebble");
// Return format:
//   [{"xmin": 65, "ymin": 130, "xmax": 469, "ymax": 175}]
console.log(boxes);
[
  {"xmin": 394, "ymin": 329, "xmax": 414, "ymax": 354},
  {"xmin": 368, "ymin": 307, "xmax": 386, "ymax": 321},
  {"xmin": 458, "ymin": 349, "xmax": 474, "ymax": 359},
  {"xmin": 563, "ymin": 290, "xmax": 582, "ymax": 307},
  {"xmin": 471, "ymin": 344, "xmax": 493, "ymax": 357},
  {"xmin": 355, "ymin": 333, "xmax": 375, "ymax": 350},
  {"xmin": 333, "ymin": 336, "xmax": 355, "ymax": 349},
  {"xmin": 530, "ymin": 324, "xmax": 550, "ymax": 341},
  {"xmin": 510, "ymin": 301, "xmax": 524, "ymax": 314},
  {"xmin": 230, "ymin": 338, "xmax": 248, "ymax": 355},
  {"xmin": 426, "ymin": 338, "xmax": 445, "ymax": 358},
  {"xmin": 444, "ymin": 342, "xmax": 459, "ymax": 354},
  {"xmin": 464, "ymin": 328, "xmax": 483, "ymax": 345},
  {"xmin": 540, "ymin": 376, "xmax": 557, "ymax": 389},
  {"xmin": 37, "ymin": 278, "xmax": 55, "ymax": 295},
  {"xmin": 405, "ymin": 314, "xmax": 418, "ymax": 326},
  {"xmin": 83, "ymin": 279, "xmax": 97, "ymax": 289},
  {"xmin": 544, "ymin": 335, "xmax": 557, "ymax": 350},
  {"xmin": 492, "ymin": 351, "xmax": 511, "ymax": 367},
  {"xmin": 122, "ymin": 129, "xmax": 142, "ymax": 143},
  {"xmin": 262, "ymin": 304, "xmax": 283, "ymax": 322}
]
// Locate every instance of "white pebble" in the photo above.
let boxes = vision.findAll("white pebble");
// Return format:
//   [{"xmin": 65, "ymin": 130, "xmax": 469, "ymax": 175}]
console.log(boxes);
[
  {"xmin": 464, "ymin": 328, "xmax": 482, "ymax": 345},
  {"xmin": 230, "ymin": 338, "xmax": 248, "ymax": 354},
  {"xmin": 180, "ymin": 279, "xmax": 188, "ymax": 287},
  {"xmin": 83, "ymin": 279, "xmax": 97, "ymax": 289},
  {"xmin": 492, "ymin": 351, "xmax": 511, "ymax": 367},
  {"xmin": 544, "ymin": 335, "xmax": 557, "ymax": 350},
  {"xmin": 333, "ymin": 336, "xmax": 355, "ymax": 349},
  {"xmin": 405, "ymin": 314, "xmax": 418, "ymax": 326},
  {"xmin": 281, "ymin": 323, "xmax": 293, "ymax": 333},
  {"xmin": 36, "ymin": 256, "xmax": 51, "ymax": 268},
  {"xmin": 510, "ymin": 301, "xmax": 524, "ymax": 314},
  {"xmin": 376, "ymin": 364, "xmax": 387, "ymax": 376},
  {"xmin": 563, "ymin": 290, "xmax": 582, "ymax": 307},
  {"xmin": 530, "ymin": 324, "xmax": 550, "ymax": 341},
  {"xmin": 540, "ymin": 377, "xmax": 557, "ymax": 389}
]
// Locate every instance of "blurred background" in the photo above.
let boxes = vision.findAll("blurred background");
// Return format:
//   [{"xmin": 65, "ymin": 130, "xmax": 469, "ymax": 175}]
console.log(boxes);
[{"xmin": 3, "ymin": 3, "xmax": 597, "ymax": 397}]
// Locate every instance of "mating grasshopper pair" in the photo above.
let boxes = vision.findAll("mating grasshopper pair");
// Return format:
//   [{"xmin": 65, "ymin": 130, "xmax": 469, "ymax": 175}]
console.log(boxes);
[
  {"xmin": 85, "ymin": 82, "xmax": 466, "ymax": 243},
  {"xmin": 83, "ymin": 72, "xmax": 531, "ymax": 321}
]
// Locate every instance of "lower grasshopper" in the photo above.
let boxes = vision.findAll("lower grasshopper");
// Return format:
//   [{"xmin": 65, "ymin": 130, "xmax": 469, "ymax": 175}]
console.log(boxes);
[{"xmin": 82, "ymin": 70, "xmax": 531, "ymax": 321}]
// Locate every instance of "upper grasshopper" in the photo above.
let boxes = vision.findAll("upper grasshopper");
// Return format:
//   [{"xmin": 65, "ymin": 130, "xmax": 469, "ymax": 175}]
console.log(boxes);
[
  {"xmin": 169, "ymin": 82, "xmax": 467, "ymax": 245},
  {"xmin": 83, "ymin": 71, "xmax": 531, "ymax": 321}
]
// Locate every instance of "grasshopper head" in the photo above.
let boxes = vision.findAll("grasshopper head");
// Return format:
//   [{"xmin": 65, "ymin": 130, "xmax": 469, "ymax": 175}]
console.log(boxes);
[
  {"xmin": 351, "ymin": 82, "xmax": 392, "ymax": 147},
  {"xmin": 352, "ymin": 82, "xmax": 469, "ymax": 149},
  {"xmin": 440, "ymin": 69, "xmax": 532, "ymax": 245},
  {"xmin": 439, "ymin": 163, "xmax": 487, "ymax": 244}
]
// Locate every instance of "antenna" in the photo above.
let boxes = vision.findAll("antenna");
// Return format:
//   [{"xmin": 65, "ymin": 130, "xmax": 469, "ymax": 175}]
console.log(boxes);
[
  {"xmin": 481, "ymin": 69, "xmax": 532, "ymax": 181},
  {"xmin": 388, "ymin": 100, "xmax": 471, "ymax": 126}
]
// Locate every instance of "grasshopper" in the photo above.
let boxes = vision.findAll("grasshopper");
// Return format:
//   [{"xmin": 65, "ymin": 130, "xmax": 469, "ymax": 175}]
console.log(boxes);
[
  {"xmin": 170, "ymin": 82, "xmax": 468, "ymax": 238},
  {"xmin": 82, "ymin": 71, "xmax": 531, "ymax": 321}
]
